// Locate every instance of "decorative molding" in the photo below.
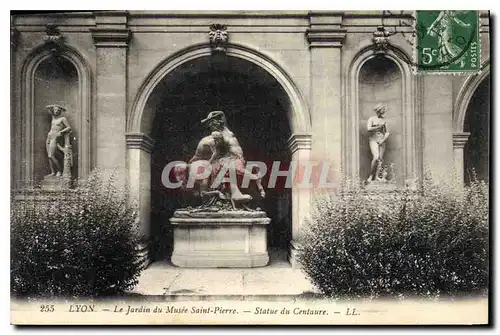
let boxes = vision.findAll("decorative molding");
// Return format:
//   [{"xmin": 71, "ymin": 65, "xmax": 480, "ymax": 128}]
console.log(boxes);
[
  {"xmin": 288, "ymin": 132, "xmax": 312, "ymax": 154},
  {"xmin": 208, "ymin": 23, "xmax": 228, "ymax": 54},
  {"xmin": 125, "ymin": 132, "xmax": 155, "ymax": 153},
  {"xmin": 306, "ymin": 12, "xmax": 346, "ymax": 48},
  {"xmin": 90, "ymin": 28, "xmax": 132, "ymax": 48},
  {"xmin": 11, "ymin": 27, "xmax": 19, "ymax": 50},
  {"xmin": 43, "ymin": 23, "xmax": 64, "ymax": 56},
  {"xmin": 372, "ymin": 26, "xmax": 395, "ymax": 55},
  {"xmin": 306, "ymin": 29, "xmax": 346, "ymax": 48},
  {"xmin": 453, "ymin": 132, "xmax": 471, "ymax": 149},
  {"xmin": 288, "ymin": 240, "xmax": 303, "ymax": 269}
]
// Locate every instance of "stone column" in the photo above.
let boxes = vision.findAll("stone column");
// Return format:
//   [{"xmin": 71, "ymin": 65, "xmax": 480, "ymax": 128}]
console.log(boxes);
[
  {"xmin": 453, "ymin": 132, "xmax": 470, "ymax": 184},
  {"xmin": 288, "ymin": 133, "xmax": 312, "ymax": 268},
  {"xmin": 90, "ymin": 11, "xmax": 131, "ymax": 187},
  {"xmin": 126, "ymin": 133, "xmax": 154, "ymax": 235},
  {"xmin": 126, "ymin": 133, "xmax": 154, "ymax": 268},
  {"xmin": 307, "ymin": 12, "xmax": 346, "ymax": 187}
]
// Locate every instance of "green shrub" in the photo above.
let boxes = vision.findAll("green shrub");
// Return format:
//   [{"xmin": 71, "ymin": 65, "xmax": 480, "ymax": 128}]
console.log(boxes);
[
  {"xmin": 299, "ymin": 177, "xmax": 489, "ymax": 299},
  {"xmin": 11, "ymin": 171, "xmax": 143, "ymax": 297}
]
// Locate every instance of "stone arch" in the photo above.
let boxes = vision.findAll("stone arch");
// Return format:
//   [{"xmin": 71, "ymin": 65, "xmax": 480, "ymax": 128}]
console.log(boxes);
[
  {"xmin": 454, "ymin": 59, "xmax": 490, "ymax": 132},
  {"xmin": 452, "ymin": 59, "xmax": 490, "ymax": 184},
  {"xmin": 126, "ymin": 43, "xmax": 311, "ymax": 266},
  {"xmin": 128, "ymin": 43, "xmax": 311, "ymax": 135},
  {"xmin": 344, "ymin": 45, "xmax": 418, "ymax": 185},
  {"xmin": 17, "ymin": 43, "xmax": 93, "ymax": 187}
]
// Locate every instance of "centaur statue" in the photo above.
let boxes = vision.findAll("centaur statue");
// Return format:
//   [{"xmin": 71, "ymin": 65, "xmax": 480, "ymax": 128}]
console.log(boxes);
[{"xmin": 172, "ymin": 111, "xmax": 265, "ymax": 211}]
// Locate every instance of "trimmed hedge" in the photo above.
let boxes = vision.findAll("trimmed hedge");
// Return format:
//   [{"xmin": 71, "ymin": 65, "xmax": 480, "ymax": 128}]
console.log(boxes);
[
  {"xmin": 11, "ymin": 171, "xmax": 143, "ymax": 297},
  {"xmin": 299, "ymin": 177, "xmax": 489, "ymax": 299}
]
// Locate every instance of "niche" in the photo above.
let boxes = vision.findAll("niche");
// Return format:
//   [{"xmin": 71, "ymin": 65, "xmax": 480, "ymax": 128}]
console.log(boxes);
[
  {"xmin": 33, "ymin": 56, "xmax": 79, "ymax": 183},
  {"xmin": 358, "ymin": 57, "xmax": 403, "ymax": 185}
]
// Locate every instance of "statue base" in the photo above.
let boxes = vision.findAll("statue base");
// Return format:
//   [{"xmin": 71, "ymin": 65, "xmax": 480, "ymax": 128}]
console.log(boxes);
[
  {"xmin": 364, "ymin": 180, "xmax": 398, "ymax": 192},
  {"xmin": 40, "ymin": 175, "xmax": 67, "ymax": 191},
  {"xmin": 169, "ymin": 210, "xmax": 270, "ymax": 268}
]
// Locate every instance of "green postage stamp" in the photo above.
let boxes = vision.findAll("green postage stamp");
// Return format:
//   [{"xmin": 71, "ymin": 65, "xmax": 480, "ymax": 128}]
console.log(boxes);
[{"xmin": 416, "ymin": 10, "xmax": 481, "ymax": 73}]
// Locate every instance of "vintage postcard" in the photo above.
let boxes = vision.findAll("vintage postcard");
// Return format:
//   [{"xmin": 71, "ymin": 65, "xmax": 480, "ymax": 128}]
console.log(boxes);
[{"xmin": 10, "ymin": 10, "xmax": 490, "ymax": 325}]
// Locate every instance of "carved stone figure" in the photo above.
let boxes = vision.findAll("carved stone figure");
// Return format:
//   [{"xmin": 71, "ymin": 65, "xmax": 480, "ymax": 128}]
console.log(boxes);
[
  {"xmin": 366, "ymin": 103, "xmax": 390, "ymax": 184},
  {"xmin": 208, "ymin": 23, "xmax": 228, "ymax": 53},
  {"xmin": 45, "ymin": 104, "xmax": 72, "ymax": 178},
  {"xmin": 372, "ymin": 26, "xmax": 394, "ymax": 54},
  {"xmin": 44, "ymin": 23, "xmax": 64, "ymax": 56}
]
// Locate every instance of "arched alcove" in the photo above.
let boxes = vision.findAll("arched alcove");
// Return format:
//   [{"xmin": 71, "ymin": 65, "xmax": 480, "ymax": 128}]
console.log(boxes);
[
  {"xmin": 358, "ymin": 57, "xmax": 403, "ymax": 184},
  {"xmin": 33, "ymin": 57, "xmax": 79, "ymax": 182},
  {"xmin": 128, "ymin": 43, "xmax": 310, "ymax": 135},
  {"xmin": 452, "ymin": 60, "xmax": 490, "ymax": 185},
  {"xmin": 454, "ymin": 61, "xmax": 490, "ymax": 133},
  {"xmin": 464, "ymin": 75, "xmax": 490, "ymax": 184},
  {"xmin": 344, "ymin": 46, "xmax": 417, "ymax": 187},
  {"xmin": 148, "ymin": 56, "xmax": 293, "ymax": 260},
  {"xmin": 17, "ymin": 45, "xmax": 93, "ymax": 188}
]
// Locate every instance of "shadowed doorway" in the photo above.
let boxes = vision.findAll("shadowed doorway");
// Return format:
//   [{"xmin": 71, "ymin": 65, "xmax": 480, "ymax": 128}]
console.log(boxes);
[
  {"xmin": 464, "ymin": 75, "xmax": 490, "ymax": 184},
  {"xmin": 146, "ymin": 56, "xmax": 293, "ymax": 262}
]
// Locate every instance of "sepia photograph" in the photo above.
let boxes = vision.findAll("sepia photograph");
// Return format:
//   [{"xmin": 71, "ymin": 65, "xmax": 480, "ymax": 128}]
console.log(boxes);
[{"xmin": 9, "ymin": 9, "xmax": 490, "ymax": 325}]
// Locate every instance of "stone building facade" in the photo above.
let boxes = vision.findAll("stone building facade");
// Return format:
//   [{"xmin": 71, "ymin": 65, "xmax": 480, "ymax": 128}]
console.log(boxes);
[{"xmin": 11, "ymin": 11, "xmax": 490, "ymax": 266}]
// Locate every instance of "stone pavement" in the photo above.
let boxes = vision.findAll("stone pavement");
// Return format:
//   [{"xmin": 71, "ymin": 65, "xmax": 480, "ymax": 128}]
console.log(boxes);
[{"xmin": 130, "ymin": 249, "xmax": 319, "ymax": 298}]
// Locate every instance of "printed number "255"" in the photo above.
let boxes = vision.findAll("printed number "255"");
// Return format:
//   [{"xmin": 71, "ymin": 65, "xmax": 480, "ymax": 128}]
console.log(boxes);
[
  {"xmin": 422, "ymin": 48, "xmax": 438, "ymax": 64},
  {"xmin": 40, "ymin": 305, "xmax": 54, "ymax": 312}
]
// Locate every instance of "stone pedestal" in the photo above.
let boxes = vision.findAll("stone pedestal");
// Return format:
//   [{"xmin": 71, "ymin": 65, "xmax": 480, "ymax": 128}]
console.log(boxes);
[
  {"xmin": 364, "ymin": 180, "xmax": 398, "ymax": 192},
  {"xmin": 40, "ymin": 175, "xmax": 66, "ymax": 191},
  {"xmin": 170, "ymin": 210, "xmax": 270, "ymax": 268}
]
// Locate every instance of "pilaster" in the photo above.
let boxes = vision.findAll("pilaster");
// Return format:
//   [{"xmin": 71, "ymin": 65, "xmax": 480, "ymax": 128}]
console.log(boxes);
[
  {"xmin": 90, "ymin": 11, "xmax": 131, "ymax": 187},
  {"xmin": 453, "ymin": 132, "xmax": 471, "ymax": 184},
  {"xmin": 307, "ymin": 11, "xmax": 345, "ymax": 187},
  {"xmin": 126, "ymin": 132, "xmax": 155, "ymax": 154},
  {"xmin": 287, "ymin": 132, "xmax": 312, "ymax": 268},
  {"xmin": 90, "ymin": 28, "xmax": 131, "ymax": 48},
  {"xmin": 126, "ymin": 132, "xmax": 154, "ymax": 267}
]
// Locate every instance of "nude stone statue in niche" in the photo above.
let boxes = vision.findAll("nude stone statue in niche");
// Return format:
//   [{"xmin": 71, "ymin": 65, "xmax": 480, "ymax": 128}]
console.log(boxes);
[
  {"xmin": 45, "ymin": 104, "xmax": 72, "ymax": 177},
  {"xmin": 366, "ymin": 103, "xmax": 390, "ymax": 184}
]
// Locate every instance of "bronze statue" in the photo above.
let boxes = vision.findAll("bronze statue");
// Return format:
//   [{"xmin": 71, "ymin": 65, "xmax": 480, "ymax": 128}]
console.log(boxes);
[
  {"xmin": 197, "ymin": 111, "xmax": 265, "ymax": 208},
  {"xmin": 366, "ymin": 103, "xmax": 390, "ymax": 183},
  {"xmin": 175, "ymin": 111, "xmax": 265, "ymax": 210},
  {"xmin": 45, "ymin": 104, "xmax": 72, "ymax": 177}
]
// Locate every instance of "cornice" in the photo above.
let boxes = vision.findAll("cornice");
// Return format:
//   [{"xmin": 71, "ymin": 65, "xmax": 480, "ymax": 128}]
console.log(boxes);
[
  {"xmin": 307, "ymin": 11, "xmax": 346, "ymax": 48},
  {"xmin": 306, "ymin": 29, "xmax": 347, "ymax": 48},
  {"xmin": 90, "ymin": 28, "xmax": 132, "ymax": 48},
  {"xmin": 453, "ymin": 132, "xmax": 471, "ymax": 149},
  {"xmin": 288, "ymin": 133, "xmax": 312, "ymax": 154},
  {"xmin": 125, "ymin": 133, "xmax": 155, "ymax": 153}
]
